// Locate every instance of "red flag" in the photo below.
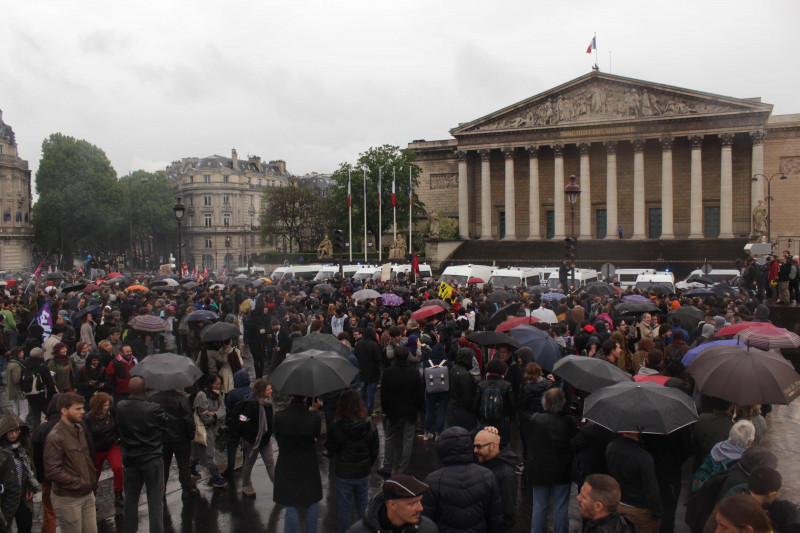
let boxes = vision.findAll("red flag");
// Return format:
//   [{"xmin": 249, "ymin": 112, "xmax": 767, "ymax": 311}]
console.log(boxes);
[
  {"xmin": 32, "ymin": 259, "xmax": 44, "ymax": 278},
  {"xmin": 412, "ymin": 253, "xmax": 420, "ymax": 276},
  {"xmin": 203, "ymin": 265, "xmax": 209, "ymax": 280}
]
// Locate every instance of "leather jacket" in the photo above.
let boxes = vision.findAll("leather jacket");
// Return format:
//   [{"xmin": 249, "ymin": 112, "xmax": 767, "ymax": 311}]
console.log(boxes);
[{"xmin": 114, "ymin": 396, "xmax": 170, "ymax": 465}]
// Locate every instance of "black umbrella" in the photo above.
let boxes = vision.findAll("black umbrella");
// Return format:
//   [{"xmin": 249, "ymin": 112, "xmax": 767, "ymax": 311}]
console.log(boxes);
[
  {"xmin": 291, "ymin": 333, "xmax": 350, "ymax": 358},
  {"xmin": 152, "ymin": 286, "xmax": 176, "ymax": 293},
  {"xmin": 693, "ymin": 276, "xmax": 716, "ymax": 286},
  {"xmin": 465, "ymin": 331, "xmax": 520, "ymax": 349},
  {"xmin": 45, "ymin": 272, "xmax": 65, "ymax": 281},
  {"xmin": 130, "ymin": 352, "xmax": 203, "ymax": 391},
  {"xmin": 527, "ymin": 285, "xmax": 550, "ymax": 295},
  {"xmin": 583, "ymin": 381, "xmax": 698, "ymax": 434},
  {"xmin": 199, "ymin": 322, "xmax": 241, "ymax": 343},
  {"xmin": 182, "ymin": 281, "xmax": 199, "ymax": 290},
  {"xmin": 488, "ymin": 302, "xmax": 524, "ymax": 331},
  {"xmin": 668, "ymin": 306, "xmax": 704, "ymax": 332},
  {"xmin": 180, "ymin": 278, "xmax": 196, "ymax": 284},
  {"xmin": 487, "ymin": 290, "xmax": 514, "ymax": 304},
  {"xmin": 552, "ymin": 355, "xmax": 633, "ymax": 393},
  {"xmin": 229, "ymin": 278, "xmax": 252, "ymax": 287},
  {"xmin": 270, "ymin": 349, "xmax": 359, "ymax": 397},
  {"xmin": 63, "ymin": 283, "xmax": 87, "ymax": 293},
  {"xmin": 185, "ymin": 310, "xmax": 220, "ymax": 323},
  {"xmin": 583, "ymin": 281, "xmax": 616, "ymax": 297},
  {"xmin": 615, "ymin": 301, "xmax": 659, "ymax": 315},
  {"xmin": 711, "ymin": 283, "xmax": 739, "ymax": 298},
  {"xmin": 74, "ymin": 305, "xmax": 101, "ymax": 321},
  {"xmin": 315, "ymin": 283, "xmax": 335, "ymax": 295}
]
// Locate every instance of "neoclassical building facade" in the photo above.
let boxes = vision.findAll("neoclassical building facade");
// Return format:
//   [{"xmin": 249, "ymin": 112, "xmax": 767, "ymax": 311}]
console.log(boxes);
[
  {"xmin": 0, "ymin": 110, "xmax": 34, "ymax": 271},
  {"xmin": 409, "ymin": 72, "xmax": 800, "ymax": 249}
]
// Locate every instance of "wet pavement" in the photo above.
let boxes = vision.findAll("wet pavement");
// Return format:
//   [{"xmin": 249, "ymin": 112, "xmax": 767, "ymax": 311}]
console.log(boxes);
[{"xmin": 8, "ymin": 341, "xmax": 800, "ymax": 533}]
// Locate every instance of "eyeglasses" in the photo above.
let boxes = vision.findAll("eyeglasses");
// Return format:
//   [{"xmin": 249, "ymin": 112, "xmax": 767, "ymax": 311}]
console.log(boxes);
[{"xmin": 473, "ymin": 442, "xmax": 494, "ymax": 450}]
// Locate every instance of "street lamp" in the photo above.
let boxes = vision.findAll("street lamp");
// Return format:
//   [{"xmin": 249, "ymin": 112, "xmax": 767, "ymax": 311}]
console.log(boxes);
[
  {"xmin": 565, "ymin": 175, "xmax": 581, "ymax": 290},
  {"xmin": 752, "ymin": 172, "xmax": 787, "ymax": 249},
  {"xmin": 173, "ymin": 196, "xmax": 186, "ymax": 276}
]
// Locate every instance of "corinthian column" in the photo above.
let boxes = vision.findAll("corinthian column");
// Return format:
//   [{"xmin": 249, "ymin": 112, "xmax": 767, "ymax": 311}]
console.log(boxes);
[
  {"xmin": 719, "ymin": 134, "xmax": 734, "ymax": 238},
  {"xmin": 605, "ymin": 142, "xmax": 618, "ymax": 239},
  {"xmin": 528, "ymin": 146, "xmax": 541, "ymax": 240},
  {"xmin": 660, "ymin": 137, "xmax": 675, "ymax": 239},
  {"xmin": 457, "ymin": 151, "xmax": 469, "ymax": 239},
  {"xmin": 632, "ymin": 139, "xmax": 646, "ymax": 239},
  {"xmin": 689, "ymin": 136, "xmax": 704, "ymax": 238},
  {"xmin": 479, "ymin": 150, "xmax": 492, "ymax": 239},
  {"xmin": 503, "ymin": 148, "xmax": 516, "ymax": 240},
  {"xmin": 553, "ymin": 144, "xmax": 565, "ymax": 240},
  {"xmin": 578, "ymin": 143, "xmax": 592, "ymax": 239}
]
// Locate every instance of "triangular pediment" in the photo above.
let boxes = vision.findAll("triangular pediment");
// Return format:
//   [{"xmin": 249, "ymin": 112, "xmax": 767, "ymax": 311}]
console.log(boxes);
[{"xmin": 451, "ymin": 72, "xmax": 773, "ymax": 135}]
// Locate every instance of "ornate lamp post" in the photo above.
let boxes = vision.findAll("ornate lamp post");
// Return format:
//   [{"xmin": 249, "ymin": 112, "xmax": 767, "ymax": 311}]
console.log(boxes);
[
  {"xmin": 752, "ymin": 173, "xmax": 787, "ymax": 250},
  {"xmin": 173, "ymin": 197, "xmax": 186, "ymax": 275},
  {"xmin": 565, "ymin": 175, "xmax": 581, "ymax": 290}
]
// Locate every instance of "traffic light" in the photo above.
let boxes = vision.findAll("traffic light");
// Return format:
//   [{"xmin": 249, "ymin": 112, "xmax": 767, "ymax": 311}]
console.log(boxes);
[
  {"xmin": 564, "ymin": 237, "xmax": 576, "ymax": 261},
  {"xmin": 169, "ymin": 254, "xmax": 176, "ymax": 270},
  {"xmin": 334, "ymin": 229, "xmax": 345, "ymax": 252}
]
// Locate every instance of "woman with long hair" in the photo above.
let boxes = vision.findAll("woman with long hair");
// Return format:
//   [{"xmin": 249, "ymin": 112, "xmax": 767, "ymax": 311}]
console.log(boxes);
[
  {"xmin": 192, "ymin": 373, "xmax": 227, "ymax": 489},
  {"xmin": 713, "ymin": 494, "xmax": 771, "ymax": 533},
  {"xmin": 79, "ymin": 311, "xmax": 98, "ymax": 352},
  {"xmin": 324, "ymin": 389, "xmax": 379, "ymax": 533},
  {"xmin": 83, "ymin": 393, "xmax": 124, "ymax": 508},
  {"xmin": 517, "ymin": 362, "xmax": 554, "ymax": 458},
  {"xmin": 0, "ymin": 409, "xmax": 39, "ymax": 533}
]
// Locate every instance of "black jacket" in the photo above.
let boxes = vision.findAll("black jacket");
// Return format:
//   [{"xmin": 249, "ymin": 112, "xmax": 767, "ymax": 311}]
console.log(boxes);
[
  {"xmin": 517, "ymin": 379, "xmax": 554, "ymax": 420},
  {"xmin": 570, "ymin": 422, "xmax": 617, "ymax": 485},
  {"xmin": 606, "ymin": 437, "xmax": 662, "ymax": 519},
  {"xmin": 149, "ymin": 390, "xmax": 195, "ymax": 444},
  {"xmin": 76, "ymin": 363, "xmax": 110, "ymax": 400},
  {"xmin": 380, "ymin": 360, "xmax": 424, "ymax": 421},
  {"xmin": 483, "ymin": 446, "xmax": 520, "ymax": 532},
  {"xmin": 449, "ymin": 349, "xmax": 476, "ymax": 410},
  {"xmin": 324, "ymin": 416, "xmax": 379, "ymax": 479},
  {"xmin": 582, "ymin": 512, "xmax": 638, "ymax": 533},
  {"xmin": 354, "ymin": 337, "xmax": 382, "ymax": 383},
  {"xmin": 474, "ymin": 376, "xmax": 515, "ymax": 423},
  {"xmin": 422, "ymin": 427, "xmax": 503, "ymax": 533},
  {"xmin": 525, "ymin": 411, "xmax": 577, "ymax": 486},
  {"xmin": 348, "ymin": 493, "xmax": 439, "ymax": 533},
  {"xmin": 82, "ymin": 412, "xmax": 118, "ymax": 453},
  {"xmin": 273, "ymin": 401, "xmax": 322, "ymax": 507},
  {"xmin": 115, "ymin": 395, "xmax": 170, "ymax": 465},
  {"xmin": 233, "ymin": 393, "xmax": 274, "ymax": 447}
]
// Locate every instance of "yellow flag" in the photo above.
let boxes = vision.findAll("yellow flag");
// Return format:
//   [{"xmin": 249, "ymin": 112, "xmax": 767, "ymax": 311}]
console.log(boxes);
[{"xmin": 438, "ymin": 281, "xmax": 453, "ymax": 302}]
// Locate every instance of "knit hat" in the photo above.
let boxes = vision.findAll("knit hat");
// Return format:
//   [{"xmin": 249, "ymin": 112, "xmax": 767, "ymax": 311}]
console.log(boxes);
[
  {"xmin": 383, "ymin": 475, "xmax": 429, "ymax": 501},
  {"xmin": 29, "ymin": 348, "xmax": 43, "ymax": 358}
]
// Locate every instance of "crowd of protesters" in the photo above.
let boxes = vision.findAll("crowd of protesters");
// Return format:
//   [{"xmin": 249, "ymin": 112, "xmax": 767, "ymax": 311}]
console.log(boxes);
[{"xmin": 0, "ymin": 255, "xmax": 797, "ymax": 533}]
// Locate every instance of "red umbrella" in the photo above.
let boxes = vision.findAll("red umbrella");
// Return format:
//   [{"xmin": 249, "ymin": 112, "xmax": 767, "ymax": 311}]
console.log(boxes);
[
  {"xmin": 716, "ymin": 321, "xmax": 773, "ymax": 337},
  {"xmin": 634, "ymin": 375, "xmax": 670, "ymax": 386},
  {"xmin": 737, "ymin": 327, "xmax": 800, "ymax": 351},
  {"xmin": 467, "ymin": 277, "xmax": 484, "ymax": 285},
  {"xmin": 410, "ymin": 305, "xmax": 445, "ymax": 321},
  {"xmin": 83, "ymin": 284, "xmax": 99, "ymax": 293},
  {"xmin": 108, "ymin": 272, "xmax": 123, "ymax": 278},
  {"xmin": 495, "ymin": 315, "xmax": 541, "ymax": 333}
]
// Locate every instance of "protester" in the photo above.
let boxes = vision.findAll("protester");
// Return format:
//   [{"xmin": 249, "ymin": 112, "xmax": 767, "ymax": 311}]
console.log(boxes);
[
  {"xmin": 0, "ymin": 409, "xmax": 38, "ymax": 533},
  {"xmin": 191, "ymin": 373, "xmax": 227, "ymax": 489},
  {"xmin": 473, "ymin": 428, "xmax": 519, "ymax": 532},
  {"xmin": 577, "ymin": 474, "xmax": 637, "ymax": 533},
  {"xmin": 150, "ymin": 379, "xmax": 197, "ymax": 499},
  {"xmin": 236, "ymin": 378, "xmax": 275, "ymax": 498},
  {"xmin": 348, "ymin": 475, "xmax": 438, "ymax": 533}
]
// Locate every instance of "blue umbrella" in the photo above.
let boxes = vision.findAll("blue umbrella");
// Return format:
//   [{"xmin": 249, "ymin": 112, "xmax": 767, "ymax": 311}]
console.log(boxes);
[
  {"xmin": 682, "ymin": 338, "xmax": 740, "ymax": 367},
  {"xmin": 685, "ymin": 287, "xmax": 715, "ymax": 296},
  {"xmin": 510, "ymin": 325, "xmax": 564, "ymax": 371},
  {"xmin": 541, "ymin": 291, "xmax": 565, "ymax": 302},
  {"xmin": 621, "ymin": 294, "xmax": 650, "ymax": 302}
]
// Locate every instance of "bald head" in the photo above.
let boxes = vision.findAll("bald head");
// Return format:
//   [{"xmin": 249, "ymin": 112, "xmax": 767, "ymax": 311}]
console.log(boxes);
[
  {"xmin": 474, "ymin": 429, "xmax": 501, "ymax": 463},
  {"xmin": 128, "ymin": 376, "xmax": 146, "ymax": 396}
]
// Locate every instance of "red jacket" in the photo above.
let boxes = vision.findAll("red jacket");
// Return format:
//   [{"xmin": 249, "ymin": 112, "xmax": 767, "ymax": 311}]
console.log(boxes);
[{"xmin": 106, "ymin": 354, "xmax": 137, "ymax": 395}]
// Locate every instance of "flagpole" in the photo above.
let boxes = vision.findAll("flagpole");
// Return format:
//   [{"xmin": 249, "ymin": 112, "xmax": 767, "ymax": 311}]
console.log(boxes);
[
  {"xmin": 363, "ymin": 168, "xmax": 367, "ymax": 262},
  {"xmin": 348, "ymin": 169, "xmax": 353, "ymax": 263},
  {"xmin": 594, "ymin": 32, "xmax": 598, "ymax": 70},
  {"xmin": 378, "ymin": 167, "xmax": 382, "ymax": 263},
  {"xmin": 392, "ymin": 167, "xmax": 397, "ymax": 241},
  {"xmin": 408, "ymin": 167, "xmax": 412, "ymax": 261}
]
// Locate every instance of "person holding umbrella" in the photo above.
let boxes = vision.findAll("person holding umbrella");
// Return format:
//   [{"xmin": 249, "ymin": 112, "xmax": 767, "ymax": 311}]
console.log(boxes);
[{"xmin": 606, "ymin": 432, "xmax": 663, "ymax": 533}]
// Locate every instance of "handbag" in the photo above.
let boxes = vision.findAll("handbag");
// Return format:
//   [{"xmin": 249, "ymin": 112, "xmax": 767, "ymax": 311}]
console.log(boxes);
[{"xmin": 193, "ymin": 412, "xmax": 207, "ymax": 446}]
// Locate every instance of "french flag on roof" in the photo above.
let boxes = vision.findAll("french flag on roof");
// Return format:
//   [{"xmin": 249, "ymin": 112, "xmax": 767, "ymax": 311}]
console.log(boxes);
[{"xmin": 586, "ymin": 36, "xmax": 596, "ymax": 54}]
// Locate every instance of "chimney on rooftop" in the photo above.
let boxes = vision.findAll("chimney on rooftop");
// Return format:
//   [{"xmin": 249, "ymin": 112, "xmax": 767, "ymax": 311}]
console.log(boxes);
[
  {"xmin": 231, "ymin": 149, "xmax": 238, "ymax": 170},
  {"xmin": 269, "ymin": 160, "xmax": 286, "ymax": 174}
]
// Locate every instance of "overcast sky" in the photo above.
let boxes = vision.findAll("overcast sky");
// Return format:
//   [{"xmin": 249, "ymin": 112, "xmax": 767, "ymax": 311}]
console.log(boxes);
[{"xmin": 2, "ymin": 0, "xmax": 799, "ymax": 190}]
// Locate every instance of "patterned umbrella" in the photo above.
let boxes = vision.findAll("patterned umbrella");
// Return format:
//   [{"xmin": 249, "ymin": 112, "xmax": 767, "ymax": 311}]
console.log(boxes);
[
  {"xmin": 737, "ymin": 327, "xmax": 800, "ymax": 351},
  {"xmin": 381, "ymin": 293, "xmax": 403, "ymax": 307},
  {"xmin": 541, "ymin": 291, "xmax": 565, "ymax": 302},
  {"xmin": 128, "ymin": 315, "xmax": 170, "ymax": 332}
]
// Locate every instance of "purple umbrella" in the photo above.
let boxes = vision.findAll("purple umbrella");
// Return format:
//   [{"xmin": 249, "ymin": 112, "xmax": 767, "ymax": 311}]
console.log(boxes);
[
  {"xmin": 682, "ymin": 338, "xmax": 741, "ymax": 367},
  {"xmin": 381, "ymin": 293, "xmax": 403, "ymax": 307},
  {"xmin": 621, "ymin": 294, "xmax": 651, "ymax": 302}
]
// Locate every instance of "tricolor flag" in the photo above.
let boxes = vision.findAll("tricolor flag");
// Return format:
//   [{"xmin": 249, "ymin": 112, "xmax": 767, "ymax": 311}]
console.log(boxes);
[
  {"xmin": 391, "ymin": 171, "xmax": 396, "ymax": 207},
  {"xmin": 586, "ymin": 36, "xmax": 596, "ymax": 54},
  {"xmin": 347, "ymin": 171, "xmax": 351, "ymax": 210}
]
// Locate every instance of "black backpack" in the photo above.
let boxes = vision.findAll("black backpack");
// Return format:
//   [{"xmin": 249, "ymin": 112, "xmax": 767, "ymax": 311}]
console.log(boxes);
[
  {"xmin": 479, "ymin": 382, "xmax": 505, "ymax": 425},
  {"xmin": 685, "ymin": 467, "xmax": 731, "ymax": 533},
  {"xmin": 20, "ymin": 363, "xmax": 45, "ymax": 396}
]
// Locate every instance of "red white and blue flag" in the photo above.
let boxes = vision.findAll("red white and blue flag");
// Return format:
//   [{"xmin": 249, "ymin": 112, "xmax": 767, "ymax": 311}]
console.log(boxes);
[
  {"xmin": 347, "ymin": 171, "xmax": 351, "ymax": 210},
  {"xmin": 391, "ymin": 171, "xmax": 396, "ymax": 207},
  {"xmin": 586, "ymin": 36, "xmax": 596, "ymax": 54}
]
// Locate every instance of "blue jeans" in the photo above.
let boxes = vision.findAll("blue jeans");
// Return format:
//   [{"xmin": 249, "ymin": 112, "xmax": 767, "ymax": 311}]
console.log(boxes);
[
  {"xmin": 123, "ymin": 457, "xmax": 164, "ymax": 533},
  {"xmin": 284, "ymin": 502, "xmax": 318, "ymax": 533},
  {"xmin": 531, "ymin": 483, "xmax": 571, "ymax": 533},
  {"xmin": 334, "ymin": 475, "xmax": 369, "ymax": 533},
  {"xmin": 360, "ymin": 381, "xmax": 377, "ymax": 415},
  {"xmin": 4, "ymin": 330, "xmax": 18, "ymax": 349},
  {"xmin": 423, "ymin": 392, "xmax": 449, "ymax": 435}
]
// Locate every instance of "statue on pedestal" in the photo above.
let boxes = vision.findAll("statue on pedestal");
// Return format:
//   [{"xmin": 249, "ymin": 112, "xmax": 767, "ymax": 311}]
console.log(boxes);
[
  {"xmin": 317, "ymin": 236, "xmax": 333, "ymax": 259},
  {"xmin": 752, "ymin": 200, "xmax": 767, "ymax": 239},
  {"xmin": 428, "ymin": 212, "xmax": 440, "ymax": 239},
  {"xmin": 389, "ymin": 236, "xmax": 407, "ymax": 260}
]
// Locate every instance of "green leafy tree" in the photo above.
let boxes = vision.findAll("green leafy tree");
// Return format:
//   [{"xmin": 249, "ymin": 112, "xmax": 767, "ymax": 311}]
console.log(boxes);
[
  {"xmin": 259, "ymin": 179, "xmax": 326, "ymax": 253},
  {"xmin": 33, "ymin": 133, "xmax": 125, "ymax": 268},
  {"xmin": 123, "ymin": 170, "xmax": 179, "ymax": 267},
  {"xmin": 327, "ymin": 145, "xmax": 425, "ymax": 253}
]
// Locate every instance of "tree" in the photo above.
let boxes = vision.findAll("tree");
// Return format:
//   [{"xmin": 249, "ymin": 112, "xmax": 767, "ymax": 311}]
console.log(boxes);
[
  {"xmin": 258, "ymin": 179, "xmax": 326, "ymax": 253},
  {"xmin": 33, "ymin": 133, "xmax": 126, "ymax": 268},
  {"xmin": 327, "ymin": 145, "xmax": 425, "ymax": 254},
  {"xmin": 123, "ymin": 171, "xmax": 179, "ymax": 268}
]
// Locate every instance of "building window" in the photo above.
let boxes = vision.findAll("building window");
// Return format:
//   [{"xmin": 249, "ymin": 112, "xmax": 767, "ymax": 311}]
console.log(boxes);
[
  {"xmin": 204, "ymin": 214, "xmax": 212, "ymax": 227},
  {"xmin": 204, "ymin": 174, "xmax": 210, "ymax": 183},
  {"xmin": 249, "ymin": 196, "xmax": 253, "ymax": 207},
  {"xmin": 189, "ymin": 196, "xmax": 193, "ymax": 206},
  {"xmin": 223, "ymin": 213, "xmax": 230, "ymax": 227},
  {"xmin": 204, "ymin": 195, "xmax": 211, "ymax": 206},
  {"xmin": 189, "ymin": 175, "xmax": 194, "ymax": 183},
  {"xmin": 205, "ymin": 238, "xmax": 212, "ymax": 248},
  {"xmin": 249, "ymin": 214, "xmax": 254, "ymax": 227},
  {"xmin": 258, "ymin": 179, "xmax": 262, "ymax": 187},
  {"xmin": 223, "ymin": 194, "xmax": 230, "ymax": 205},
  {"xmin": 251, "ymin": 236, "xmax": 255, "ymax": 247},
  {"xmin": 223, "ymin": 175, "xmax": 229, "ymax": 183}
]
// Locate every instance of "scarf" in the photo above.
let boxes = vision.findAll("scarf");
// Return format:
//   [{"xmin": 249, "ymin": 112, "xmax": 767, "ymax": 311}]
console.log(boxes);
[
  {"xmin": 8, "ymin": 442, "xmax": 39, "ymax": 492},
  {"xmin": 54, "ymin": 351, "xmax": 70, "ymax": 366},
  {"xmin": 251, "ymin": 395, "xmax": 272, "ymax": 452}
]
